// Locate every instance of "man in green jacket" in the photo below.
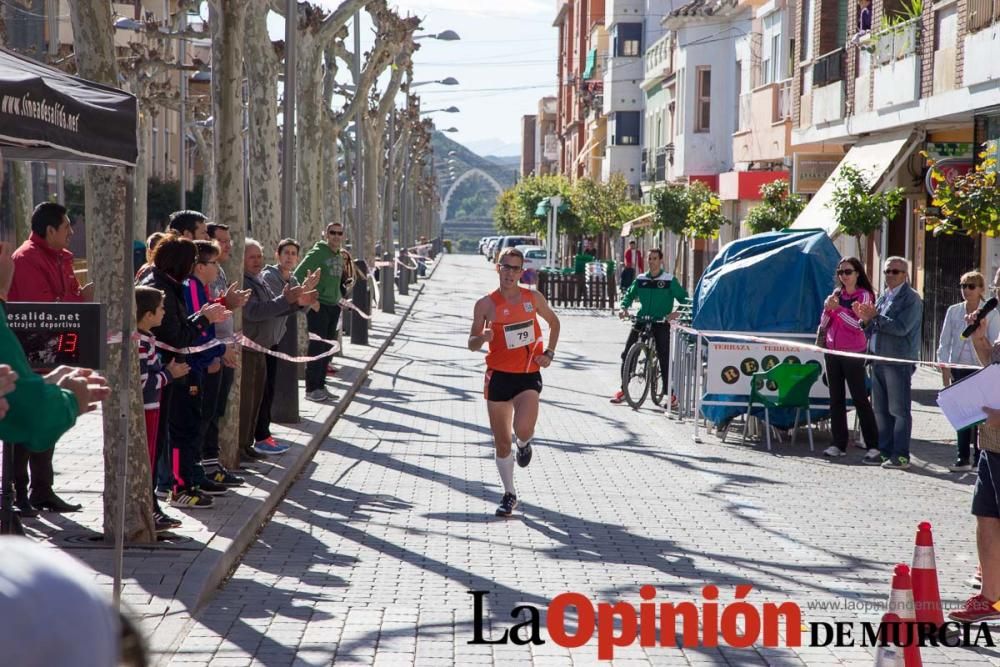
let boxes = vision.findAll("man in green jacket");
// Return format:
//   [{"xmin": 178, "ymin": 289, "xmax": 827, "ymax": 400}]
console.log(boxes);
[
  {"xmin": 293, "ymin": 221, "xmax": 355, "ymax": 403},
  {"xmin": 611, "ymin": 248, "xmax": 688, "ymax": 405}
]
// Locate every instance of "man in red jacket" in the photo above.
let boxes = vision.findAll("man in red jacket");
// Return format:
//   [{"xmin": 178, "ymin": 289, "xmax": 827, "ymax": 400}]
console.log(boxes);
[{"xmin": 8, "ymin": 202, "xmax": 94, "ymax": 514}]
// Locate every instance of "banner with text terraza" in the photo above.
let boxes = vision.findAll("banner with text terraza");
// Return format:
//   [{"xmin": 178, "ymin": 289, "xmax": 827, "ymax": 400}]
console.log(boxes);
[{"xmin": 0, "ymin": 47, "xmax": 137, "ymax": 166}]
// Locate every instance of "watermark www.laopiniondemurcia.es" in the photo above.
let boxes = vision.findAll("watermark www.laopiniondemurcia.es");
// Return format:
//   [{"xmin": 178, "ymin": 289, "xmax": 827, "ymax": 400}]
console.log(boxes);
[{"xmin": 467, "ymin": 587, "xmax": 998, "ymax": 660}]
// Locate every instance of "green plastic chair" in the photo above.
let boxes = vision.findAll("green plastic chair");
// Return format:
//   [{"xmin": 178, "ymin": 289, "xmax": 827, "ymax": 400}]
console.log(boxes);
[{"xmin": 741, "ymin": 362, "xmax": 823, "ymax": 451}]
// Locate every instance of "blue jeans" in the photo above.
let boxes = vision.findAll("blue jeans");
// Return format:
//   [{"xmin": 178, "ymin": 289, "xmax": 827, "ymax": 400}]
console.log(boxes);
[{"xmin": 871, "ymin": 363, "xmax": 914, "ymax": 460}]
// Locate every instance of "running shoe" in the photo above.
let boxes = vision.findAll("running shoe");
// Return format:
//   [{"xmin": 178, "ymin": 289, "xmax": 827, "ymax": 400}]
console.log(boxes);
[
  {"xmin": 495, "ymin": 492, "xmax": 518, "ymax": 517},
  {"xmin": 153, "ymin": 511, "xmax": 182, "ymax": 532},
  {"xmin": 822, "ymin": 446, "xmax": 845, "ymax": 458},
  {"xmin": 949, "ymin": 461, "xmax": 974, "ymax": 472},
  {"xmin": 207, "ymin": 467, "xmax": 245, "ymax": 487},
  {"xmin": 881, "ymin": 456, "xmax": 910, "ymax": 470},
  {"xmin": 609, "ymin": 390, "xmax": 625, "ymax": 404},
  {"xmin": 862, "ymin": 449, "xmax": 883, "ymax": 465},
  {"xmin": 515, "ymin": 439, "xmax": 533, "ymax": 468},
  {"xmin": 169, "ymin": 488, "xmax": 214, "ymax": 509},
  {"xmin": 196, "ymin": 479, "xmax": 229, "ymax": 496},
  {"xmin": 253, "ymin": 437, "xmax": 290, "ymax": 455},
  {"xmin": 948, "ymin": 594, "xmax": 1000, "ymax": 623}
]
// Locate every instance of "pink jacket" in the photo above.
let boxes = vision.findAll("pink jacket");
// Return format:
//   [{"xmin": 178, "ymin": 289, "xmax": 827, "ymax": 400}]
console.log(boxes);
[{"xmin": 820, "ymin": 287, "xmax": 874, "ymax": 352}]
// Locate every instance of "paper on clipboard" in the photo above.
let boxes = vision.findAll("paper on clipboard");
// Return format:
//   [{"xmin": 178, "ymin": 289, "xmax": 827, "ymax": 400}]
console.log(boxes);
[{"xmin": 936, "ymin": 364, "xmax": 1000, "ymax": 431}]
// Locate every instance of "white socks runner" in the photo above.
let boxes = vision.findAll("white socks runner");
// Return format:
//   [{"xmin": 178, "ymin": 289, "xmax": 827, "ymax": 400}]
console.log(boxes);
[{"xmin": 496, "ymin": 452, "xmax": 515, "ymax": 494}]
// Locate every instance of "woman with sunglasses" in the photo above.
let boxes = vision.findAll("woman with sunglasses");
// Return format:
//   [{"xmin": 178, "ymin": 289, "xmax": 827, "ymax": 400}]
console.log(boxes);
[
  {"xmin": 937, "ymin": 271, "xmax": 1000, "ymax": 472},
  {"xmin": 818, "ymin": 257, "xmax": 880, "ymax": 460}
]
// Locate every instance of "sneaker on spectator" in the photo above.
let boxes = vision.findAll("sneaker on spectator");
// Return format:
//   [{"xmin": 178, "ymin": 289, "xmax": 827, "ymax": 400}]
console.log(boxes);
[
  {"xmin": 153, "ymin": 511, "xmax": 182, "ymax": 532},
  {"xmin": 154, "ymin": 486, "xmax": 170, "ymax": 500},
  {"xmin": 948, "ymin": 594, "xmax": 1000, "ymax": 623},
  {"xmin": 168, "ymin": 488, "xmax": 213, "ymax": 509},
  {"xmin": 881, "ymin": 456, "xmax": 910, "ymax": 470},
  {"xmin": 949, "ymin": 461, "xmax": 974, "ymax": 472},
  {"xmin": 609, "ymin": 390, "xmax": 625, "ymax": 405},
  {"xmin": 196, "ymin": 479, "xmax": 229, "ymax": 496},
  {"xmin": 305, "ymin": 388, "xmax": 332, "ymax": 403},
  {"xmin": 207, "ymin": 467, "xmax": 245, "ymax": 487},
  {"xmin": 862, "ymin": 449, "xmax": 883, "ymax": 465},
  {"xmin": 823, "ymin": 446, "xmax": 845, "ymax": 458},
  {"xmin": 253, "ymin": 437, "xmax": 290, "ymax": 455}
]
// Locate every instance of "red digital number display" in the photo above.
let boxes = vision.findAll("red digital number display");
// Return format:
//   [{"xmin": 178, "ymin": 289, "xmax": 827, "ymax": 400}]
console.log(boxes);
[{"xmin": 57, "ymin": 332, "xmax": 79, "ymax": 354}]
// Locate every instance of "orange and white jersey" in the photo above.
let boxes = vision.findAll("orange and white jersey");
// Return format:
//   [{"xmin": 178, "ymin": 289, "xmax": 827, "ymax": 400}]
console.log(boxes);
[{"xmin": 485, "ymin": 288, "xmax": 544, "ymax": 374}]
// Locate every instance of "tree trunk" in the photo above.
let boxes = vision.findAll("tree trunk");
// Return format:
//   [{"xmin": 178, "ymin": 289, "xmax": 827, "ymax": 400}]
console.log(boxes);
[
  {"xmin": 134, "ymin": 111, "xmax": 150, "ymax": 240},
  {"xmin": 295, "ymin": 32, "xmax": 326, "ymax": 248},
  {"xmin": 210, "ymin": 0, "xmax": 248, "ymax": 470},
  {"xmin": 68, "ymin": 0, "xmax": 155, "ymax": 543},
  {"xmin": 244, "ymin": 0, "xmax": 281, "ymax": 253},
  {"xmin": 10, "ymin": 161, "xmax": 33, "ymax": 245},
  {"xmin": 192, "ymin": 126, "xmax": 216, "ymax": 221},
  {"xmin": 361, "ymin": 119, "xmax": 382, "ymax": 261}
]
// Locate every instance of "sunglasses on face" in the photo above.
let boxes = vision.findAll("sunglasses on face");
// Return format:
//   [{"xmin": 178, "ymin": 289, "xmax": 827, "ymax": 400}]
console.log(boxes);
[
  {"xmin": 884, "ymin": 269, "xmax": 905, "ymax": 275},
  {"xmin": 836, "ymin": 269, "xmax": 855, "ymax": 276},
  {"xmin": 327, "ymin": 230, "xmax": 344, "ymax": 236},
  {"xmin": 961, "ymin": 283, "xmax": 981, "ymax": 290},
  {"xmin": 499, "ymin": 263, "xmax": 523, "ymax": 273}
]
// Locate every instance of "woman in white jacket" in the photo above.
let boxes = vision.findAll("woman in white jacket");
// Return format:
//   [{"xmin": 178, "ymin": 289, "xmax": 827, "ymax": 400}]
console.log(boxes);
[{"xmin": 937, "ymin": 271, "xmax": 1000, "ymax": 471}]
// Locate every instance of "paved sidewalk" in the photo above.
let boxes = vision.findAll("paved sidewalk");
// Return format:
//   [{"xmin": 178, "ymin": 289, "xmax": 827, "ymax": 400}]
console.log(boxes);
[
  {"xmin": 8, "ymin": 268, "xmax": 433, "ymax": 660},
  {"xmin": 164, "ymin": 255, "xmax": 998, "ymax": 666}
]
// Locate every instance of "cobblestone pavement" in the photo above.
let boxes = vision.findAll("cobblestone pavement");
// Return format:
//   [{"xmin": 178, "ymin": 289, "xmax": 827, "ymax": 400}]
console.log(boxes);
[
  {"xmin": 6, "ymin": 283, "xmax": 424, "ymax": 658},
  {"xmin": 168, "ymin": 254, "xmax": 997, "ymax": 666}
]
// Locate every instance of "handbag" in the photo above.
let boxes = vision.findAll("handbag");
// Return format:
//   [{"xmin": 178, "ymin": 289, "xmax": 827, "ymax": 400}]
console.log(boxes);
[{"xmin": 815, "ymin": 324, "xmax": 828, "ymax": 349}]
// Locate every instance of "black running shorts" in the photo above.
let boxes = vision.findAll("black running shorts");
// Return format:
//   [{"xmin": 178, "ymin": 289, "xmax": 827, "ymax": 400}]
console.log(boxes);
[
  {"xmin": 972, "ymin": 450, "xmax": 1000, "ymax": 518},
  {"xmin": 484, "ymin": 369, "xmax": 543, "ymax": 402}
]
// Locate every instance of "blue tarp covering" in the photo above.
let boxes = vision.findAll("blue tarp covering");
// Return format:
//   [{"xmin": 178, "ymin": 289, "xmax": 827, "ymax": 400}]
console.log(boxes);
[{"xmin": 691, "ymin": 229, "xmax": 842, "ymax": 428}]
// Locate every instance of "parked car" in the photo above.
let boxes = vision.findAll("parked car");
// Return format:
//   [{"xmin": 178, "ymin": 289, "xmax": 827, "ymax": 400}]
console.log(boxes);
[
  {"xmin": 491, "ymin": 236, "xmax": 541, "ymax": 263},
  {"xmin": 485, "ymin": 237, "xmax": 501, "ymax": 262},
  {"xmin": 515, "ymin": 245, "xmax": 548, "ymax": 272}
]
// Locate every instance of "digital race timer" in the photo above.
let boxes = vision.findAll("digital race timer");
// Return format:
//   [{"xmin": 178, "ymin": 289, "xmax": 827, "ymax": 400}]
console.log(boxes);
[{"xmin": 5, "ymin": 302, "xmax": 107, "ymax": 371}]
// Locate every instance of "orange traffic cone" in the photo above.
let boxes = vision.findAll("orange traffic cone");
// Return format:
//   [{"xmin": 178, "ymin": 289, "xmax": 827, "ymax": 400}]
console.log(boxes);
[
  {"xmin": 911, "ymin": 522, "xmax": 945, "ymax": 627},
  {"xmin": 887, "ymin": 564, "xmax": 923, "ymax": 667},
  {"xmin": 873, "ymin": 612, "xmax": 905, "ymax": 667}
]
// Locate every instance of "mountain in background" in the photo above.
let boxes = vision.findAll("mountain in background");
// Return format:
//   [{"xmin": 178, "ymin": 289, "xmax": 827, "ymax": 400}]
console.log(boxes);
[
  {"xmin": 484, "ymin": 155, "xmax": 520, "ymax": 170},
  {"xmin": 464, "ymin": 137, "xmax": 521, "ymax": 158}
]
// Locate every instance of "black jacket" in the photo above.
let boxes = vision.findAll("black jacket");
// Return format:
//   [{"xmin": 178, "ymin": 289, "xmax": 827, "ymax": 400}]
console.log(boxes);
[{"xmin": 138, "ymin": 267, "xmax": 211, "ymax": 364}]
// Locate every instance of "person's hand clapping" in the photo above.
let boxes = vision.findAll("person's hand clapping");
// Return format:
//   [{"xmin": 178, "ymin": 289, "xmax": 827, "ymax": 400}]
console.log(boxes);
[
  {"xmin": 0, "ymin": 364, "xmax": 18, "ymax": 420},
  {"xmin": 199, "ymin": 302, "xmax": 231, "ymax": 323},
  {"xmin": 302, "ymin": 269, "xmax": 321, "ymax": 291},
  {"xmin": 283, "ymin": 283, "xmax": 305, "ymax": 304},
  {"xmin": 57, "ymin": 370, "xmax": 111, "ymax": 414},
  {"xmin": 297, "ymin": 289, "xmax": 319, "ymax": 307},
  {"xmin": 824, "ymin": 294, "xmax": 839, "ymax": 311},
  {"xmin": 853, "ymin": 301, "xmax": 876, "ymax": 322},
  {"xmin": 223, "ymin": 282, "xmax": 251, "ymax": 309}
]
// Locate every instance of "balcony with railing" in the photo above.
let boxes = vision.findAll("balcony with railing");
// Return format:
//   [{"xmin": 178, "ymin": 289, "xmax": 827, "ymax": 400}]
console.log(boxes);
[
  {"xmin": 809, "ymin": 48, "xmax": 846, "ymax": 125},
  {"xmin": 733, "ymin": 80, "xmax": 792, "ymax": 164},
  {"xmin": 642, "ymin": 33, "xmax": 674, "ymax": 89},
  {"xmin": 964, "ymin": 0, "xmax": 1000, "ymax": 86},
  {"xmin": 870, "ymin": 17, "xmax": 921, "ymax": 110}
]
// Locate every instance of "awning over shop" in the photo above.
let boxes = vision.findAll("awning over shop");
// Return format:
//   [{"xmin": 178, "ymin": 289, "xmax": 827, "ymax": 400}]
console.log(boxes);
[
  {"xmin": 0, "ymin": 47, "xmax": 137, "ymax": 166},
  {"xmin": 789, "ymin": 129, "xmax": 922, "ymax": 237},
  {"xmin": 582, "ymin": 48, "xmax": 597, "ymax": 80},
  {"xmin": 621, "ymin": 212, "xmax": 654, "ymax": 237}
]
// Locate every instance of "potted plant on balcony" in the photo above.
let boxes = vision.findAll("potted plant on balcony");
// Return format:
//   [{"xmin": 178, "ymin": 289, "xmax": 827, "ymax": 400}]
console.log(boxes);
[
  {"xmin": 922, "ymin": 149, "xmax": 1000, "ymax": 237},
  {"xmin": 745, "ymin": 179, "xmax": 805, "ymax": 234},
  {"xmin": 829, "ymin": 164, "xmax": 905, "ymax": 261}
]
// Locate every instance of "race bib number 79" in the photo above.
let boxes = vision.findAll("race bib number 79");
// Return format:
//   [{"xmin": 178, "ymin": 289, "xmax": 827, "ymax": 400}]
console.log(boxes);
[{"xmin": 503, "ymin": 320, "xmax": 535, "ymax": 350}]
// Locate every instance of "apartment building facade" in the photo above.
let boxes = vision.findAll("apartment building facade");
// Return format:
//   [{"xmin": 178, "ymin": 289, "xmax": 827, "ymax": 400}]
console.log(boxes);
[{"xmin": 554, "ymin": 0, "xmax": 607, "ymax": 181}]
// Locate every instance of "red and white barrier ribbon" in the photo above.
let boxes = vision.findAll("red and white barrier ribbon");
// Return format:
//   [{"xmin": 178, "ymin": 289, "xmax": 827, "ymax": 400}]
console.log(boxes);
[
  {"xmin": 669, "ymin": 322, "xmax": 982, "ymax": 371},
  {"xmin": 338, "ymin": 298, "xmax": 372, "ymax": 321},
  {"xmin": 109, "ymin": 331, "xmax": 342, "ymax": 363},
  {"xmin": 396, "ymin": 257, "xmax": 419, "ymax": 271}
]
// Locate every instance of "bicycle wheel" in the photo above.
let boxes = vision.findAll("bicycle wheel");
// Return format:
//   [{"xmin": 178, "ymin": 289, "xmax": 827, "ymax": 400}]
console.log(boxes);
[
  {"xmin": 649, "ymin": 353, "xmax": 664, "ymax": 406},
  {"xmin": 622, "ymin": 342, "xmax": 650, "ymax": 409}
]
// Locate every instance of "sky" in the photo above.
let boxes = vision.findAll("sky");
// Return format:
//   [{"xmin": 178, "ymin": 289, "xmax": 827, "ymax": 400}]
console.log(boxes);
[{"xmin": 277, "ymin": 0, "xmax": 559, "ymax": 157}]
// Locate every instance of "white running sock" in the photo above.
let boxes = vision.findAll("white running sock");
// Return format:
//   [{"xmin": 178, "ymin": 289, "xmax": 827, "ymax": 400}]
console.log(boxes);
[
  {"xmin": 514, "ymin": 435, "xmax": 531, "ymax": 450},
  {"xmin": 496, "ymin": 452, "xmax": 515, "ymax": 494}
]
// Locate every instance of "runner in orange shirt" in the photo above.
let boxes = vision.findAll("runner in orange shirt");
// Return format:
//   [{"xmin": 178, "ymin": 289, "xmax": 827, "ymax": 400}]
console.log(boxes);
[{"xmin": 468, "ymin": 247, "xmax": 561, "ymax": 516}]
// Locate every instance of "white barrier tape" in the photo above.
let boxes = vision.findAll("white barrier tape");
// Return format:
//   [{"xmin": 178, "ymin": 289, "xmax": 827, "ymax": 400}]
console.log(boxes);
[
  {"xmin": 396, "ymin": 257, "xmax": 419, "ymax": 271},
  {"xmin": 669, "ymin": 322, "xmax": 981, "ymax": 371},
  {"xmin": 108, "ymin": 331, "xmax": 342, "ymax": 363},
  {"xmin": 339, "ymin": 298, "xmax": 372, "ymax": 320},
  {"xmin": 406, "ymin": 242, "xmax": 433, "ymax": 253},
  {"xmin": 374, "ymin": 261, "xmax": 394, "ymax": 268}
]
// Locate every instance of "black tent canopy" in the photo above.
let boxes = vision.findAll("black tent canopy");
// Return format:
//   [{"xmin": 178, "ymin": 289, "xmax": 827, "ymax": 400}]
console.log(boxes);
[{"xmin": 0, "ymin": 46, "xmax": 137, "ymax": 166}]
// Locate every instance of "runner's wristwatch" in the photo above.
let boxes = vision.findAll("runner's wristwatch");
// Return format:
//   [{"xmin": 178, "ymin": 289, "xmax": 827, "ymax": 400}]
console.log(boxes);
[{"xmin": 543, "ymin": 349, "xmax": 555, "ymax": 360}]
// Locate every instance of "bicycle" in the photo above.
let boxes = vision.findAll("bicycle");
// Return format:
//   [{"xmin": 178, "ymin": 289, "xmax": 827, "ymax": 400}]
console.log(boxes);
[{"xmin": 621, "ymin": 315, "xmax": 670, "ymax": 409}]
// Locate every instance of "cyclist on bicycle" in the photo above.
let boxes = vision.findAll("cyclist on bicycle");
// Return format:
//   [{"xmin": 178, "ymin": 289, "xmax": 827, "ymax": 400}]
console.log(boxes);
[{"xmin": 611, "ymin": 248, "xmax": 687, "ymax": 404}]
